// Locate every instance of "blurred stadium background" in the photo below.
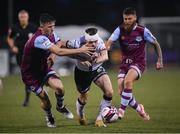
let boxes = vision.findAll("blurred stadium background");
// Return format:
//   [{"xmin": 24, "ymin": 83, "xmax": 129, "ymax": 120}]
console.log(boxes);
[{"xmin": 0, "ymin": 0, "xmax": 180, "ymax": 133}]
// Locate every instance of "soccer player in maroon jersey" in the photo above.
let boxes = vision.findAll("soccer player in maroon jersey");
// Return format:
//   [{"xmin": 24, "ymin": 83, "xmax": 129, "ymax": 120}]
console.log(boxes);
[
  {"xmin": 20, "ymin": 13, "xmax": 94, "ymax": 127},
  {"xmin": 106, "ymin": 7, "xmax": 163, "ymax": 121}
]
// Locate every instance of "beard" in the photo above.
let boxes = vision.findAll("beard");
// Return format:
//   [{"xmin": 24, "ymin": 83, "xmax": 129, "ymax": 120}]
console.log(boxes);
[{"xmin": 124, "ymin": 22, "xmax": 136, "ymax": 32}]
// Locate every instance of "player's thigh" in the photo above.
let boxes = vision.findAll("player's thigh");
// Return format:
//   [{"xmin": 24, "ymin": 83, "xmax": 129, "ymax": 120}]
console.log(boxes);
[
  {"xmin": 94, "ymin": 74, "xmax": 113, "ymax": 96},
  {"xmin": 124, "ymin": 68, "xmax": 139, "ymax": 88},
  {"xmin": 48, "ymin": 76, "xmax": 64, "ymax": 91},
  {"xmin": 125, "ymin": 68, "xmax": 139, "ymax": 81},
  {"xmin": 117, "ymin": 78, "xmax": 124, "ymax": 94}
]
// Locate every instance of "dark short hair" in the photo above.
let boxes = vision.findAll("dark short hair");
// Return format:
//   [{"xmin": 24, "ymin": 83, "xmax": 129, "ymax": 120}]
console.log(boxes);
[
  {"xmin": 85, "ymin": 27, "xmax": 98, "ymax": 35},
  {"xmin": 123, "ymin": 7, "xmax": 136, "ymax": 15},
  {"xmin": 18, "ymin": 9, "xmax": 28, "ymax": 14},
  {"xmin": 39, "ymin": 13, "xmax": 56, "ymax": 25}
]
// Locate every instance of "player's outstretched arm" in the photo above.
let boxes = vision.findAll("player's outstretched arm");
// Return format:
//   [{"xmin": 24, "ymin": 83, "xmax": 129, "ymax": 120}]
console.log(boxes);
[
  {"xmin": 152, "ymin": 40, "xmax": 163, "ymax": 70},
  {"xmin": 105, "ymin": 39, "xmax": 113, "ymax": 51},
  {"xmin": 47, "ymin": 53, "xmax": 56, "ymax": 68},
  {"xmin": 49, "ymin": 44, "xmax": 95, "ymax": 56},
  {"xmin": 55, "ymin": 40, "xmax": 67, "ymax": 48}
]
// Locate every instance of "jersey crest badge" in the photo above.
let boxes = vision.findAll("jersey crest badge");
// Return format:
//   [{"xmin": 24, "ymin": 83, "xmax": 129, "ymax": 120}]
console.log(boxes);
[{"xmin": 135, "ymin": 36, "xmax": 142, "ymax": 42}]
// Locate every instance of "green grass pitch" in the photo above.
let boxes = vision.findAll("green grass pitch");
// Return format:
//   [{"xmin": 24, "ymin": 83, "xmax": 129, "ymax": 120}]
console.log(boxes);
[{"xmin": 0, "ymin": 68, "xmax": 180, "ymax": 133}]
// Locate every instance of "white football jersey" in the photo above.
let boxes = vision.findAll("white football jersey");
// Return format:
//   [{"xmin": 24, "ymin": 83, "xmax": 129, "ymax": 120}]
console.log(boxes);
[{"xmin": 67, "ymin": 36, "xmax": 106, "ymax": 71}]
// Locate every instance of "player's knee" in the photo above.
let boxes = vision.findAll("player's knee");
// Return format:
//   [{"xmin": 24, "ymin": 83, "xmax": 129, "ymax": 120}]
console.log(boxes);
[
  {"xmin": 118, "ymin": 85, "xmax": 123, "ymax": 94},
  {"xmin": 55, "ymin": 85, "xmax": 64, "ymax": 94},
  {"xmin": 104, "ymin": 89, "xmax": 113, "ymax": 97},
  {"xmin": 39, "ymin": 90, "xmax": 48, "ymax": 99},
  {"xmin": 79, "ymin": 94, "xmax": 87, "ymax": 104},
  {"xmin": 124, "ymin": 80, "xmax": 133, "ymax": 88}
]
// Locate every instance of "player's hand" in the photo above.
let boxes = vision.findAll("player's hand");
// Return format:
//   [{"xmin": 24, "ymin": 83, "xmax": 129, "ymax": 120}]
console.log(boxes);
[
  {"xmin": 91, "ymin": 52, "xmax": 99, "ymax": 64},
  {"xmin": 47, "ymin": 55, "xmax": 55, "ymax": 68},
  {"xmin": 11, "ymin": 46, "xmax": 19, "ymax": 54},
  {"xmin": 80, "ymin": 44, "xmax": 95, "ymax": 55},
  {"xmin": 156, "ymin": 58, "xmax": 163, "ymax": 70},
  {"xmin": 80, "ymin": 52, "xmax": 92, "ymax": 61}
]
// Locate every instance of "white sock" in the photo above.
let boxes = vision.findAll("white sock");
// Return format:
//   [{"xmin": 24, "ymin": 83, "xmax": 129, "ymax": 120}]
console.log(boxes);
[
  {"xmin": 120, "ymin": 89, "xmax": 132, "ymax": 111},
  {"xmin": 100, "ymin": 95, "xmax": 112, "ymax": 112},
  {"xmin": 129, "ymin": 96, "xmax": 141, "ymax": 112},
  {"xmin": 76, "ymin": 99, "xmax": 85, "ymax": 117}
]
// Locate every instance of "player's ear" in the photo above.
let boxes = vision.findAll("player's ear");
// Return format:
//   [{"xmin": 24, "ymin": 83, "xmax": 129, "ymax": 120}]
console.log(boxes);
[
  {"xmin": 40, "ymin": 22, "xmax": 45, "ymax": 28},
  {"xmin": 134, "ymin": 15, "xmax": 137, "ymax": 21}
]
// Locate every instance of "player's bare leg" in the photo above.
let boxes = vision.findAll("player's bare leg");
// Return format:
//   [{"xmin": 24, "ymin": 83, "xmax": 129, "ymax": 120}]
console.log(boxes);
[
  {"xmin": 38, "ymin": 90, "xmax": 56, "ymax": 128},
  {"xmin": 118, "ymin": 78, "xmax": 124, "ymax": 95},
  {"xmin": 117, "ymin": 78, "xmax": 125, "ymax": 118},
  {"xmin": 118, "ymin": 74, "xmax": 150, "ymax": 120},
  {"xmin": 94, "ymin": 74, "xmax": 113, "ymax": 127},
  {"xmin": 76, "ymin": 93, "xmax": 88, "ymax": 125},
  {"xmin": 48, "ymin": 76, "xmax": 74, "ymax": 119},
  {"xmin": 118, "ymin": 68, "xmax": 150, "ymax": 120},
  {"xmin": 118, "ymin": 68, "xmax": 137, "ymax": 118},
  {"xmin": 118, "ymin": 77, "xmax": 149, "ymax": 120}
]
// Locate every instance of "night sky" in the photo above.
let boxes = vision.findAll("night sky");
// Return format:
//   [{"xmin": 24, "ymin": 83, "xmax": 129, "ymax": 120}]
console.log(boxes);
[{"xmin": 1, "ymin": 0, "xmax": 180, "ymax": 37}]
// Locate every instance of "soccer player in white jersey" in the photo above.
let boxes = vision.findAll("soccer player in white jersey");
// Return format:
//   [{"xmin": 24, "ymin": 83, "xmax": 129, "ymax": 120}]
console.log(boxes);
[{"xmin": 66, "ymin": 27, "xmax": 114, "ymax": 127}]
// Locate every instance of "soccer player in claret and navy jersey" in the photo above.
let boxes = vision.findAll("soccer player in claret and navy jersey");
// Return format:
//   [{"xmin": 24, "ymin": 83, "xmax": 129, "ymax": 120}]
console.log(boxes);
[
  {"xmin": 20, "ymin": 13, "xmax": 95, "ymax": 127},
  {"xmin": 106, "ymin": 7, "xmax": 163, "ymax": 121}
]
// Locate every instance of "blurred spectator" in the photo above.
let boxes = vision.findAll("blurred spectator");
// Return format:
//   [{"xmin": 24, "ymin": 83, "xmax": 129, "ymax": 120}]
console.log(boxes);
[{"xmin": 7, "ymin": 10, "xmax": 38, "ymax": 107}]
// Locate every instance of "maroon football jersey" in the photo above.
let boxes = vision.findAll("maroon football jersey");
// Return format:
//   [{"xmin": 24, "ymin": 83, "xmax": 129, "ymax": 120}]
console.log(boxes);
[{"xmin": 21, "ymin": 29, "xmax": 56, "ymax": 86}]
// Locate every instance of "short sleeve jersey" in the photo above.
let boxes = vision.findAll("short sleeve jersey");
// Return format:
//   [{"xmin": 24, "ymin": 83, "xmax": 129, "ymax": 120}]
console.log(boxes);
[
  {"xmin": 20, "ymin": 29, "xmax": 60, "ymax": 86},
  {"xmin": 9, "ymin": 22, "xmax": 37, "ymax": 53},
  {"xmin": 67, "ymin": 36, "xmax": 106, "ymax": 71}
]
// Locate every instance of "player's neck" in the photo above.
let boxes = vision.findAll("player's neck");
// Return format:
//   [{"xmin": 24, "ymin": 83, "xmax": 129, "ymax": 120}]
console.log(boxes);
[{"xmin": 40, "ymin": 29, "xmax": 50, "ymax": 37}]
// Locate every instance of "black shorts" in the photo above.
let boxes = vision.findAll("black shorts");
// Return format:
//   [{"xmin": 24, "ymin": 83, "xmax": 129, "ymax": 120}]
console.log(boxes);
[
  {"xmin": 74, "ymin": 66, "xmax": 106, "ymax": 94},
  {"xmin": 16, "ymin": 53, "xmax": 23, "ymax": 66}
]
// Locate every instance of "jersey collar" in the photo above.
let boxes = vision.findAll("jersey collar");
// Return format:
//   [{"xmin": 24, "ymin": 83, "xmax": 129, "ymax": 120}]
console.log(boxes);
[{"xmin": 132, "ymin": 23, "xmax": 138, "ymax": 30}]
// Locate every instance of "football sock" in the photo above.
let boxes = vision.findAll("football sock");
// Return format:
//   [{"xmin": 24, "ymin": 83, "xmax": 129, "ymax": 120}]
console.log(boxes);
[
  {"xmin": 55, "ymin": 93, "xmax": 64, "ymax": 108},
  {"xmin": 100, "ymin": 95, "xmax": 112, "ymax": 112},
  {"xmin": 120, "ymin": 89, "xmax": 132, "ymax": 111},
  {"xmin": 76, "ymin": 98, "xmax": 86, "ymax": 117},
  {"xmin": 129, "ymin": 96, "xmax": 141, "ymax": 112},
  {"xmin": 96, "ymin": 95, "xmax": 112, "ymax": 121},
  {"xmin": 44, "ymin": 107, "xmax": 52, "ymax": 117}
]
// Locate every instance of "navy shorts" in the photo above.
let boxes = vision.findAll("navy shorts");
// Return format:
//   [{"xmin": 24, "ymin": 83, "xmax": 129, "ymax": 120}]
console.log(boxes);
[
  {"xmin": 74, "ymin": 66, "xmax": 106, "ymax": 94},
  {"xmin": 28, "ymin": 70, "xmax": 59, "ymax": 95}
]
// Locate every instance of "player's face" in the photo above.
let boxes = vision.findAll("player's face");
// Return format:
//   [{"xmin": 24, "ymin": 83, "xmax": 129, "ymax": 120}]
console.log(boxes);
[
  {"xmin": 18, "ymin": 13, "xmax": 29, "ymax": 26},
  {"xmin": 86, "ymin": 40, "xmax": 98, "ymax": 47},
  {"xmin": 41, "ymin": 21, "xmax": 55, "ymax": 36},
  {"xmin": 123, "ymin": 14, "xmax": 137, "ymax": 30}
]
